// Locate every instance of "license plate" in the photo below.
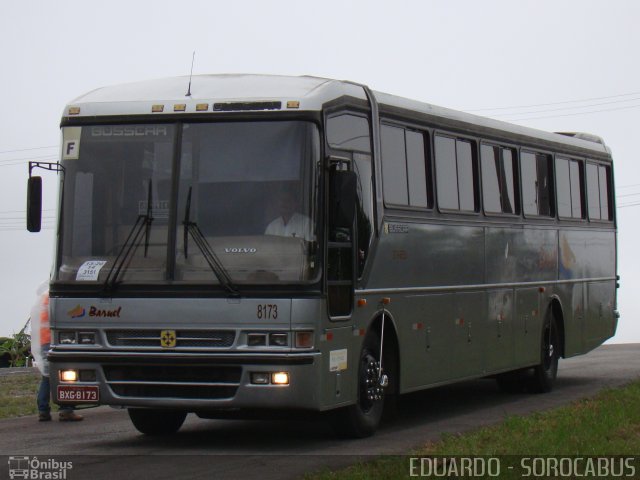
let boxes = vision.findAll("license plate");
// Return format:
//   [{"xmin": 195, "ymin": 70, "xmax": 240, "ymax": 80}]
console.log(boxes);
[{"xmin": 57, "ymin": 385, "xmax": 99, "ymax": 403}]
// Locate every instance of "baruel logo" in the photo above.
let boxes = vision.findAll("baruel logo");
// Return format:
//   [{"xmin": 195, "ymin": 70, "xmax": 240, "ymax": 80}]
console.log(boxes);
[
  {"xmin": 67, "ymin": 305, "xmax": 122, "ymax": 318},
  {"xmin": 67, "ymin": 305, "xmax": 86, "ymax": 318}
]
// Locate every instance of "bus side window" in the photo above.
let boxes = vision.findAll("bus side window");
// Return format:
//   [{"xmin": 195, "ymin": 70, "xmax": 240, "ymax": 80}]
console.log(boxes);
[
  {"xmin": 326, "ymin": 114, "xmax": 371, "ymax": 153},
  {"xmin": 381, "ymin": 123, "xmax": 431, "ymax": 209},
  {"xmin": 521, "ymin": 151, "xmax": 554, "ymax": 217},
  {"xmin": 556, "ymin": 157, "xmax": 584, "ymax": 220},
  {"xmin": 481, "ymin": 144, "xmax": 518, "ymax": 215},
  {"xmin": 435, "ymin": 134, "xmax": 477, "ymax": 212},
  {"xmin": 587, "ymin": 162, "xmax": 613, "ymax": 221}
]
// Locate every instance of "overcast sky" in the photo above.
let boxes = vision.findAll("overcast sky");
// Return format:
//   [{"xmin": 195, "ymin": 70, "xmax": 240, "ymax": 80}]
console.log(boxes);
[{"xmin": 1, "ymin": 0, "xmax": 638, "ymax": 344}]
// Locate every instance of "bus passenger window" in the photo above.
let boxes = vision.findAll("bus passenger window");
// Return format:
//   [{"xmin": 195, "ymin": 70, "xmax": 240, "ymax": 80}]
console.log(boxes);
[
  {"xmin": 556, "ymin": 157, "xmax": 584, "ymax": 219},
  {"xmin": 587, "ymin": 162, "xmax": 612, "ymax": 221},
  {"xmin": 406, "ymin": 130, "xmax": 429, "ymax": 208},
  {"xmin": 570, "ymin": 160, "xmax": 584, "ymax": 218},
  {"xmin": 381, "ymin": 124, "xmax": 430, "ymax": 208},
  {"xmin": 381, "ymin": 124, "xmax": 409, "ymax": 205},
  {"xmin": 556, "ymin": 158, "xmax": 572, "ymax": 218},
  {"xmin": 435, "ymin": 135, "xmax": 477, "ymax": 212},
  {"xmin": 481, "ymin": 144, "xmax": 517, "ymax": 214},
  {"xmin": 521, "ymin": 151, "xmax": 554, "ymax": 217}
]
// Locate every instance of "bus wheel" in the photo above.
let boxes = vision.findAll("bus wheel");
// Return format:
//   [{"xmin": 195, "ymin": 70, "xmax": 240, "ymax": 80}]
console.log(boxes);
[
  {"xmin": 128, "ymin": 408, "xmax": 187, "ymax": 435},
  {"xmin": 528, "ymin": 311, "xmax": 560, "ymax": 393},
  {"xmin": 331, "ymin": 332, "xmax": 385, "ymax": 438}
]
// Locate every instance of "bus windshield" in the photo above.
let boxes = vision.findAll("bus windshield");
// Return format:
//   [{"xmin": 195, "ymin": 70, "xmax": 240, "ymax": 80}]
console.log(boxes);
[{"xmin": 56, "ymin": 121, "xmax": 320, "ymax": 287}]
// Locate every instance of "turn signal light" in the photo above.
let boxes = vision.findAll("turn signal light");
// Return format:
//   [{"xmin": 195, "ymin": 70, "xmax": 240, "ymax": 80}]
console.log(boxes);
[{"xmin": 295, "ymin": 331, "xmax": 314, "ymax": 348}]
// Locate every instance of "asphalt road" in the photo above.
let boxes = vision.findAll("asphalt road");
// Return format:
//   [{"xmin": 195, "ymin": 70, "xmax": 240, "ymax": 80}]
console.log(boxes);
[{"xmin": 1, "ymin": 344, "xmax": 638, "ymax": 480}]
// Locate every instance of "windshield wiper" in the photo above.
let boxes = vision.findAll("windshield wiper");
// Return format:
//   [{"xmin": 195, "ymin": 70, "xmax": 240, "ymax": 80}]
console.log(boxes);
[
  {"xmin": 102, "ymin": 179, "xmax": 154, "ymax": 294},
  {"xmin": 182, "ymin": 186, "xmax": 239, "ymax": 296},
  {"xmin": 144, "ymin": 180, "xmax": 154, "ymax": 257}
]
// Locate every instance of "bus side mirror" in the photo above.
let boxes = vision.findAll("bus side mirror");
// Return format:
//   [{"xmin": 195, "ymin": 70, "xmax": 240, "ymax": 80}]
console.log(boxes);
[
  {"xmin": 27, "ymin": 176, "xmax": 42, "ymax": 232},
  {"xmin": 329, "ymin": 170, "xmax": 357, "ymax": 229}
]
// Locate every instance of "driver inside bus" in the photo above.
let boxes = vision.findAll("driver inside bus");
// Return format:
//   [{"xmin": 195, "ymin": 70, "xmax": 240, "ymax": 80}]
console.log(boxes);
[{"xmin": 265, "ymin": 187, "xmax": 313, "ymax": 242}]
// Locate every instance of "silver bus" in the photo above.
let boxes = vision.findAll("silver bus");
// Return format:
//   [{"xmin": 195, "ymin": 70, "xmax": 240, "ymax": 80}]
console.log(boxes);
[{"xmin": 27, "ymin": 75, "xmax": 618, "ymax": 437}]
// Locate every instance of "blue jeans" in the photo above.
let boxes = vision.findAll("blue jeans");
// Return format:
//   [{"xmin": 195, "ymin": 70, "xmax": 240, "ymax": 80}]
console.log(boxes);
[{"xmin": 37, "ymin": 376, "xmax": 73, "ymax": 413}]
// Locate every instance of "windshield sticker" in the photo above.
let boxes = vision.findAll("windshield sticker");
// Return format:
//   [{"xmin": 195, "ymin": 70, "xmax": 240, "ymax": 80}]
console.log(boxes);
[
  {"xmin": 76, "ymin": 260, "xmax": 107, "ymax": 281},
  {"xmin": 62, "ymin": 127, "xmax": 82, "ymax": 160},
  {"xmin": 329, "ymin": 349, "xmax": 348, "ymax": 372},
  {"xmin": 138, "ymin": 199, "xmax": 169, "ymax": 219}
]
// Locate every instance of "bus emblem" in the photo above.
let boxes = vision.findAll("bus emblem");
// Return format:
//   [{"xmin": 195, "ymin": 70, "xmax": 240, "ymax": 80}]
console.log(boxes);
[{"xmin": 160, "ymin": 330, "xmax": 177, "ymax": 348}]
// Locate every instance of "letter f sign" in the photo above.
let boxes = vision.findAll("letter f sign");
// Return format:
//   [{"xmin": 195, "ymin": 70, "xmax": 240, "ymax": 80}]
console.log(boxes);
[{"xmin": 63, "ymin": 139, "xmax": 80, "ymax": 160}]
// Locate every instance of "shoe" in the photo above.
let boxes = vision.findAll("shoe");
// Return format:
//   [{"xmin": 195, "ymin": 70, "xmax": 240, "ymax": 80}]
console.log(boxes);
[
  {"xmin": 59, "ymin": 411, "xmax": 83, "ymax": 422},
  {"xmin": 38, "ymin": 412, "xmax": 52, "ymax": 422}
]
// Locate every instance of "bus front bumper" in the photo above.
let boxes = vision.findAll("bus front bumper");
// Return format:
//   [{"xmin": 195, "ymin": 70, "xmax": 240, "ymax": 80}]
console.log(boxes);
[{"xmin": 48, "ymin": 350, "xmax": 323, "ymax": 411}]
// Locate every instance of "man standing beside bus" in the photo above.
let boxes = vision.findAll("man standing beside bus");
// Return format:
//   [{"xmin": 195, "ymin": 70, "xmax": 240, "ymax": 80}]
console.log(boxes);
[{"xmin": 31, "ymin": 284, "xmax": 83, "ymax": 422}]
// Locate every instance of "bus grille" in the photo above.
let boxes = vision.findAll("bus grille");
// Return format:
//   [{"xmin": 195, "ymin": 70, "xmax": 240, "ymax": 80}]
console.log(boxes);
[
  {"xmin": 103, "ymin": 364, "xmax": 242, "ymax": 400},
  {"xmin": 105, "ymin": 329, "xmax": 236, "ymax": 348}
]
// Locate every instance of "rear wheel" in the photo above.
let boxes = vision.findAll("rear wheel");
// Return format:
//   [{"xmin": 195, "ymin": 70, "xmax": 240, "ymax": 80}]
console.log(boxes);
[
  {"xmin": 528, "ymin": 311, "xmax": 560, "ymax": 393},
  {"xmin": 331, "ymin": 332, "xmax": 386, "ymax": 438},
  {"xmin": 128, "ymin": 408, "xmax": 187, "ymax": 435},
  {"xmin": 496, "ymin": 310, "xmax": 560, "ymax": 394}
]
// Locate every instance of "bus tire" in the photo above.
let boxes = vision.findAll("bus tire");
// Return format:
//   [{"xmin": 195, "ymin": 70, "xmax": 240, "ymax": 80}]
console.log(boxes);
[
  {"xmin": 528, "ymin": 310, "xmax": 560, "ymax": 393},
  {"xmin": 331, "ymin": 331, "xmax": 385, "ymax": 438},
  {"xmin": 128, "ymin": 408, "xmax": 187, "ymax": 435}
]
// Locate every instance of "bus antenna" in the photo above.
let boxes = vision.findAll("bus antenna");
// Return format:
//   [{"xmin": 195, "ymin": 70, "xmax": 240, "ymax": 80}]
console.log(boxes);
[{"xmin": 186, "ymin": 51, "xmax": 196, "ymax": 97}]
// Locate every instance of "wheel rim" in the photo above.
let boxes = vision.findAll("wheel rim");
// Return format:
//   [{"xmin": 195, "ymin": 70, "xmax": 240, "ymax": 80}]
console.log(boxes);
[
  {"xmin": 359, "ymin": 351, "xmax": 383, "ymax": 413},
  {"xmin": 543, "ymin": 323, "xmax": 557, "ymax": 372}
]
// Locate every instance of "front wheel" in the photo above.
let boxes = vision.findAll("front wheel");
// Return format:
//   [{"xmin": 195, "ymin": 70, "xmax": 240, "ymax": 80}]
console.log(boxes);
[
  {"xmin": 128, "ymin": 408, "xmax": 187, "ymax": 435},
  {"xmin": 331, "ymin": 332, "xmax": 386, "ymax": 438}
]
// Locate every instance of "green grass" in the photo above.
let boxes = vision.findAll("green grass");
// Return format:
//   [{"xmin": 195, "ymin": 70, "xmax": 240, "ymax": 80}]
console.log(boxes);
[
  {"xmin": 0, "ymin": 369, "xmax": 41, "ymax": 419},
  {"xmin": 307, "ymin": 380, "xmax": 640, "ymax": 479}
]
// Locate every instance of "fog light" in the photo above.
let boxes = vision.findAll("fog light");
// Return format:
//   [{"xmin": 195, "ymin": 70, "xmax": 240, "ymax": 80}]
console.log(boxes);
[
  {"xmin": 78, "ymin": 332, "xmax": 95, "ymax": 345},
  {"xmin": 59, "ymin": 331, "xmax": 77, "ymax": 345},
  {"xmin": 269, "ymin": 333, "xmax": 288, "ymax": 347},
  {"xmin": 60, "ymin": 370, "xmax": 78, "ymax": 382},
  {"xmin": 251, "ymin": 372, "xmax": 270, "ymax": 385},
  {"xmin": 272, "ymin": 372, "xmax": 289, "ymax": 385},
  {"xmin": 295, "ymin": 331, "xmax": 314, "ymax": 348}
]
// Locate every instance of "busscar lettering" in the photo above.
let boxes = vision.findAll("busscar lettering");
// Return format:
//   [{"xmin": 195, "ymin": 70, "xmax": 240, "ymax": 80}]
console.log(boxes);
[
  {"xmin": 91, "ymin": 126, "xmax": 168, "ymax": 137},
  {"xmin": 88, "ymin": 306, "xmax": 122, "ymax": 318}
]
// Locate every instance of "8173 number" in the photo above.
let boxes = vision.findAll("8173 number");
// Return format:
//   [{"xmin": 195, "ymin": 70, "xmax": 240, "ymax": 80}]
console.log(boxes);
[{"xmin": 257, "ymin": 304, "xmax": 278, "ymax": 319}]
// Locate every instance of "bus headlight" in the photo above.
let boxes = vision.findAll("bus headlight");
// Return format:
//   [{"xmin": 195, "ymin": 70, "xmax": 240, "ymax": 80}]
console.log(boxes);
[
  {"xmin": 269, "ymin": 333, "xmax": 288, "ymax": 347},
  {"xmin": 250, "ymin": 372, "xmax": 270, "ymax": 385},
  {"xmin": 60, "ymin": 370, "xmax": 78, "ymax": 382},
  {"xmin": 271, "ymin": 372, "xmax": 289, "ymax": 385},
  {"xmin": 58, "ymin": 331, "xmax": 77, "ymax": 345},
  {"xmin": 78, "ymin": 332, "xmax": 96, "ymax": 345},
  {"xmin": 247, "ymin": 333, "xmax": 267, "ymax": 347}
]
